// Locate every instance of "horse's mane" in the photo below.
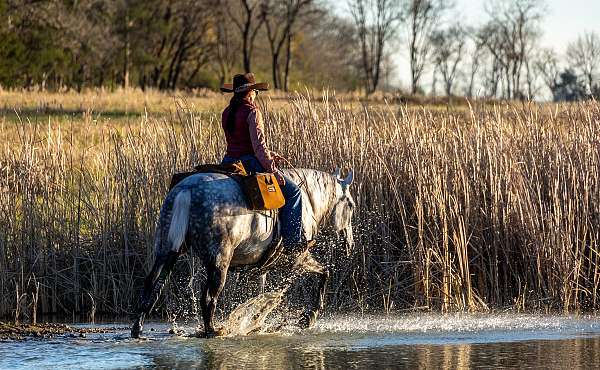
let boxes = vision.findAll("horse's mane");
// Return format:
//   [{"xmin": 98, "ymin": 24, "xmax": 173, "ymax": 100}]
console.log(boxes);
[
  {"xmin": 282, "ymin": 168, "xmax": 339, "ymax": 231},
  {"xmin": 282, "ymin": 168, "xmax": 337, "ymax": 196}
]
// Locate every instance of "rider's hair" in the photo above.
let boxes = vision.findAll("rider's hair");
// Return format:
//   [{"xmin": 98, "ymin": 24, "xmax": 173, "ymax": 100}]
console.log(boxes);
[{"xmin": 225, "ymin": 91, "xmax": 250, "ymax": 134}]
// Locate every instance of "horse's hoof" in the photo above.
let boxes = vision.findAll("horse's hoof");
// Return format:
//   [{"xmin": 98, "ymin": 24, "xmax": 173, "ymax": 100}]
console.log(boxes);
[
  {"xmin": 169, "ymin": 327, "xmax": 185, "ymax": 336},
  {"xmin": 215, "ymin": 327, "xmax": 228, "ymax": 337},
  {"xmin": 298, "ymin": 310, "xmax": 318, "ymax": 329},
  {"xmin": 131, "ymin": 322, "xmax": 142, "ymax": 339},
  {"xmin": 205, "ymin": 327, "xmax": 228, "ymax": 338}
]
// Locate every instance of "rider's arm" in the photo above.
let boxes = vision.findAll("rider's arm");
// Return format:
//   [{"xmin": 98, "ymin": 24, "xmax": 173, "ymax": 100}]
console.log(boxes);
[{"xmin": 247, "ymin": 109, "xmax": 276, "ymax": 172}]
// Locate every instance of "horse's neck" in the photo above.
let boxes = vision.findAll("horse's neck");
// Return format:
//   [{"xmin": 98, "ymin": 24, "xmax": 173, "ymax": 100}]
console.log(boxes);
[{"xmin": 284, "ymin": 169, "xmax": 337, "ymax": 234}]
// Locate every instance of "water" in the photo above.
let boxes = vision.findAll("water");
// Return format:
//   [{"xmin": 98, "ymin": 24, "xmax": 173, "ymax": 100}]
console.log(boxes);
[{"xmin": 2, "ymin": 313, "xmax": 600, "ymax": 369}]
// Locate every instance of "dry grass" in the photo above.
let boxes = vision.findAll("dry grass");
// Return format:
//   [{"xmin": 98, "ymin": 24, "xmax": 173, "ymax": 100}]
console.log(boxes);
[{"xmin": 1, "ymin": 89, "xmax": 599, "ymax": 319}]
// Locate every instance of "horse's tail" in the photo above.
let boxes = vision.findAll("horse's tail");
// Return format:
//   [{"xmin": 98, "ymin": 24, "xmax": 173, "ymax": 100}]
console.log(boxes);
[{"xmin": 167, "ymin": 189, "xmax": 191, "ymax": 253}]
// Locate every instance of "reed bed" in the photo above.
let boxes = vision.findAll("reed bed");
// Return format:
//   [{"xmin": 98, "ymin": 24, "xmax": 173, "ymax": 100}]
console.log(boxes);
[{"xmin": 1, "ymin": 91, "xmax": 599, "ymax": 320}]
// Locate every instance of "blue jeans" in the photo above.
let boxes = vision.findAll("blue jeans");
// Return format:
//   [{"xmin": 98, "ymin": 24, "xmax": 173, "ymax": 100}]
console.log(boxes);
[{"xmin": 222, "ymin": 155, "xmax": 303, "ymax": 246}]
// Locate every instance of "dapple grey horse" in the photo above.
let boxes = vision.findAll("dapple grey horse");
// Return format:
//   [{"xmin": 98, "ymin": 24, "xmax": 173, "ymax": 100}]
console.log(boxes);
[{"xmin": 131, "ymin": 168, "xmax": 354, "ymax": 338}]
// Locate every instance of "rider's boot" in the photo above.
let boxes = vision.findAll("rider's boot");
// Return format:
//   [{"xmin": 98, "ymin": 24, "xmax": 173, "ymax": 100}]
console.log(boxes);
[{"xmin": 258, "ymin": 239, "xmax": 316, "ymax": 272}]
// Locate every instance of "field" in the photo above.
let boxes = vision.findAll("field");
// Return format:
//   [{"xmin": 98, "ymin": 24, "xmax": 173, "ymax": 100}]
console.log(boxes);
[{"xmin": 1, "ymin": 89, "xmax": 599, "ymax": 321}]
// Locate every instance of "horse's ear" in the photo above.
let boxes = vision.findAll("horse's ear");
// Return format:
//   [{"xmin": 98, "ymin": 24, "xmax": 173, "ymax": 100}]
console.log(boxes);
[
  {"xmin": 343, "ymin": 169, "xmax": 354, "ymax": 186},
  {"xmin": 333, "ymin": 167, "xmax": 341, "ymax": 180}
]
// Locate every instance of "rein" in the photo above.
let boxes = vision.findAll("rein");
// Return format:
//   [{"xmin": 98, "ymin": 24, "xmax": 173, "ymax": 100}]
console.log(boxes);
[
  {"xmin": 279, "ymin": 157, "xmax": 308, "ymax": 191},
  {"xmin": 278, "ymin": 160, "xmax": 338, "ymax": 229}
]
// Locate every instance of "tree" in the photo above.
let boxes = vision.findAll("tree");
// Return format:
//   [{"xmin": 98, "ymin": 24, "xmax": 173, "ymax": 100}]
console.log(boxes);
[
  {"xmin": 261, "ymin": 0, "xmax": 315, "ymax": 90},
  {"xmin": 349, "ymin": 0, "xmax": 402, "ymax": 95},
  {"xmin": 136, "ymin": 0, "xmax": 214, "ymax": 89},
  {"xmin": 430, "ymin": 23, "xmax": 467, "ymax": 96},
  {"xmin": 478, "ymin": 0, "xmax": 545, "ymax": 99},
  {"xmin": 465, "ymin": 33, "xmax": 484, "ymax": 97},
  {"xmin": 552, "ymin": 69, "xmax": 586, "ymax": 102},
  {"xmin": 474, "ymin": 24, "xmax": 504, "ymax": 97},
  {"xmin": 0, "ymin": 0, "xmax": 118, "ymax": 90},
  {"xmin": 533, "ymin": 48, "xmax": 560, "ymax": 96},
  {"xmin": 211, "ymin": 1, "xmax": 239, "ymax": 85},
  {"xmin": 226, "ymin": 0, "xmax": 266, "ymax": 73},
  {"xmin": 405, "ymin": 0, "xmax": 452, "ymax": 94},
  {"xmin": 292, "ymin": 12, "xmax": 361, "ymax": 90},
  {"xmin": 566, "ymin": 31, "xmax": 600, "ymax": 96}
]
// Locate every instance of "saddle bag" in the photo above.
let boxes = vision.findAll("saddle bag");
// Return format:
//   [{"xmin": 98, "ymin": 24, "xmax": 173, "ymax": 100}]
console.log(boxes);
[{"xmin": 242, "ymin": 173, "xmax": 286, "ymax": 210}]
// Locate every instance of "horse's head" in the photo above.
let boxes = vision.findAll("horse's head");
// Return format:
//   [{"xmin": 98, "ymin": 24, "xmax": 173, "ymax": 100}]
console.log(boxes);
[{"xmin": 330, "ymin": 168, "xmax": 355, "ymax": 254}]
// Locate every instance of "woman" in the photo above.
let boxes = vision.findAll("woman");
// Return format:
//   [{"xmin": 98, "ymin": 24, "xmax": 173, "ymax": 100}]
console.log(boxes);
[{"xmin": 220, "ymin": 73, "xmax": 311, "ymax": 253}]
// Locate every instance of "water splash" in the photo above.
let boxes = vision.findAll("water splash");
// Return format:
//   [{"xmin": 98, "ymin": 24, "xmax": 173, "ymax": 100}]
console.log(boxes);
[{"xmin": 221, "ymin": 290, "xmax": 286, "ymax": 336}]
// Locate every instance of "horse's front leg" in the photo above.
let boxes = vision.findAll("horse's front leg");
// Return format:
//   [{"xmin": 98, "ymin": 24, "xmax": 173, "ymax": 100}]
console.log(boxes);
[{"xmin": 297, "ymin": 252, "xmax": 329, "ymax": 329}]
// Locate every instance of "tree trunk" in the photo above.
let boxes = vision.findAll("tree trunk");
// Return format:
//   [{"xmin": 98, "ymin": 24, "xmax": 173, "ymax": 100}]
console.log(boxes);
[
  {"xmin": 243, "ymin": 42, "xmax": 251, "ymax": 72},
  {"xmin": 284, "ymin": 32, "xmax": 292, "ymax": 92},
  {"xmin": 243, "ymin": 18, "xmax": 251, "ymax": 72},
  {"xmin": 410, "ymin": 10, "xmax": 418, "ymax": 95},
  {"xmin": 272, "ymin": 52, "xmax": 280, "ymax": 89},
  {"xmin": 123, "ymin": 13, "xmax": 130, "ymax": 90}
]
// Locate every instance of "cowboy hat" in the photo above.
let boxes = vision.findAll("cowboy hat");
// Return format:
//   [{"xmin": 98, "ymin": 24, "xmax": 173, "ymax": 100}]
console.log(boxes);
[{"xmin": 220, "ymin": 73, "xmax": 269, "ymax": 93}]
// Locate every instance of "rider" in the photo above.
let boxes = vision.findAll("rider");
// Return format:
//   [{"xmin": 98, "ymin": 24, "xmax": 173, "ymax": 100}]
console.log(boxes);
[{"xmin": 220, "ymin": 73, "xmax": 314, "ymax": 253}]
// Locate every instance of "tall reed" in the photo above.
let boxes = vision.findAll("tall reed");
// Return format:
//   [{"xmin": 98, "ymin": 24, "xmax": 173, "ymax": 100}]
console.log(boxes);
[{"xmin": 1, "ymin": 93, "xmax": 599, "ymax": 318}]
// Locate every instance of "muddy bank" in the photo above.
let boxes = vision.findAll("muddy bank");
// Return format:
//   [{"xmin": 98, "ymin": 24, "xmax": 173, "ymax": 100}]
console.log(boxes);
[{"xmin": 0, "ymin": 322, "xmax": 126, "ymax": 341}]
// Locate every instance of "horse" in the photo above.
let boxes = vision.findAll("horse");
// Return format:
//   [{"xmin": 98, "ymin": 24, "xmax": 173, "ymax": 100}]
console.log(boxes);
[{"xmin": 130, "ymin": 167, "xmax": 355, "ymax": 338}]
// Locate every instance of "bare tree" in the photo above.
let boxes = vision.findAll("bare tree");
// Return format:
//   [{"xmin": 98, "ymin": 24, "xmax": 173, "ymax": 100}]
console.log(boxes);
[
  {"xmin": 292, "ymin": 12, "xmax": 360, "ymax": 90},
  {"xmin": 566, "ymin": 31, "xmax": 600, "ymax": 95},
  {"xmin": 474, "ymin": 23, "xmax": 506, "ymax": 97},
  {"xmin": 430, "ymin": 23, "xmax": 467, "ymax": 96},
  {"xmin": 212, "ymin": 1, "xmax": 239, "ymax": 85},
  {"xmin": 349, "ymin": 0, "xmax": 401, "ymax": 95},
  {"xmin": 261, "ymin": 0, "xmax": 315, "ymax": 90},
  {"xmin": 533, "ymin": 48, "xmax": 560, "ymax": 97},
  {"xmin": 226, "ymin": 0, "xmax": 266, "ymax": 72},
  {"xmin": 478, "ymin": 0, "xmax": 545, "ymax": 99},
  {"xmin": 465, "ymin": 34, "xmax": 484, "ymax": 98},
  {"xmin": 405, "ymin": 0, "xmax": 452, "ymax": 94}
]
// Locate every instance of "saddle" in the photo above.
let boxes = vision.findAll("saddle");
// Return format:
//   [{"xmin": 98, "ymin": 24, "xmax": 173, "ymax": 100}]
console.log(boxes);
[
  {"xmin": 168, "ymin": 161, "xmax": 285, "ymax": 211},
  {"xmin": 169, "ymin": 161, "xmax": 286, "ymax": 272}
]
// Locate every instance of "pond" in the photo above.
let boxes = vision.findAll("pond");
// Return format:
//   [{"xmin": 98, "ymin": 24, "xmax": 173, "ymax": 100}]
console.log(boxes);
[{"xmin": 2, "ymin": 313, "xmax": 600, "ymax": 369}]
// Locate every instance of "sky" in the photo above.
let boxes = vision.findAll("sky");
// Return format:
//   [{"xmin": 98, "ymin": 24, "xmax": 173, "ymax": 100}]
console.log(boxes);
[
  {"xmin": 340, "ymin": 0, "xmax": 600, "ymax": 92},
  {"xmin": 455, "ymin": 0, "xmax": 600, "ymax": 54}
]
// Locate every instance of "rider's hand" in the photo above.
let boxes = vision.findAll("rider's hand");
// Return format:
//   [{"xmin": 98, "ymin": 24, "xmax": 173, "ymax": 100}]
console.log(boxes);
[
  {"xmin": 271, "ymin": 152, "xmax": 286, "ymax": 164},
  {"xmin": 274, "ymin": 171, "xmax": 286, "ymax": 186}
]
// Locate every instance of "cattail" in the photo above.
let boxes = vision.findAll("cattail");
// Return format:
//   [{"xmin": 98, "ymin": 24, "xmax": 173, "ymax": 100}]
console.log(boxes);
[{"xmin": 0, "ymin": 89, "xmax": 598, "ymax": 318}]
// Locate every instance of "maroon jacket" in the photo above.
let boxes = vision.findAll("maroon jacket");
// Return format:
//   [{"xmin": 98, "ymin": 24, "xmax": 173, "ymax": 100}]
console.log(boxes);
[{"xmin": 222, "ymin": 98, "xmax": 276, "ymax": 172}]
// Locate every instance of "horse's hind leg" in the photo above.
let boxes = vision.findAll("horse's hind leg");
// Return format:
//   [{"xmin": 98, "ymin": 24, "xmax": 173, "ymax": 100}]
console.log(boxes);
[
  {"xmin": 298, "ymin": 253, "xmax": 329, "ymax": 329},
  {"xmin": 132, "ymin": 189, "xmax": 190, "ymax": 338},
  {"xmin": 131, "ymin": 251, "xmax": 179, "ymax": 338},
  {"xmin": 200, "ymin": 251, "xmax": 231, "ymax": 338}
]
